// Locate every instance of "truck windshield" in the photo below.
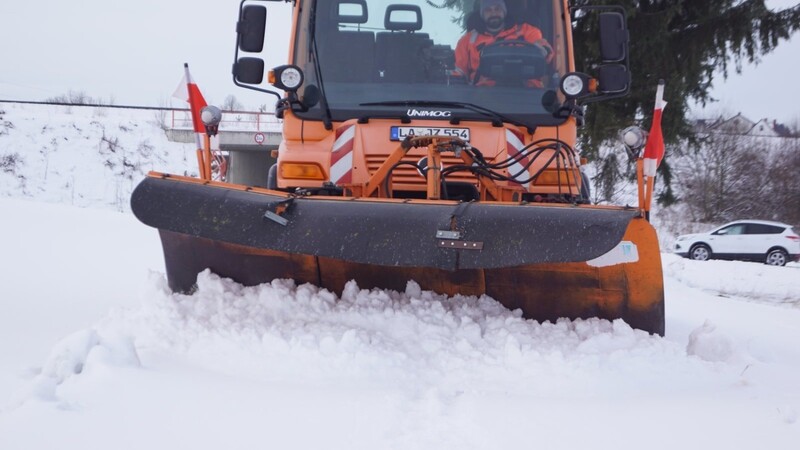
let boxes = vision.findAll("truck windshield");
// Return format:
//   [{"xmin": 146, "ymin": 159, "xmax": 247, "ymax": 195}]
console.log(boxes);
[{"xmin": 293, "ymin": 0, "xmax": 569, "ymax": 126}]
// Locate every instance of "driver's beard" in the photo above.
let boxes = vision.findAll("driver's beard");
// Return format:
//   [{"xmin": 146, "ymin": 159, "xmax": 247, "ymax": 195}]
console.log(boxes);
[{"xmin": 485, "ymin": 17, "xmax": 504, "ymax": 34}]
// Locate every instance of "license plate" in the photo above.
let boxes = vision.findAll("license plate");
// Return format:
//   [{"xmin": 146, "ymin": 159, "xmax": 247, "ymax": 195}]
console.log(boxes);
[{"xmin": 390, "ymin": 126, "xmax": 470, "ymax": 141}]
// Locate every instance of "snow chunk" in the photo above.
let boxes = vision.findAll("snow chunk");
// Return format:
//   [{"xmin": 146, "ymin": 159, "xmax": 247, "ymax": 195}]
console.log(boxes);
[
  {"xmin": 686, "ymin": 320, "xmax": 738, "ymax": 363},
  {"xmin": 778, "ymin": 406, "xmax": 797, "ymax": 425},
  {"xmin": 9, "ymin": 328, "xmax": 140, "ymax": 407},
  {"xmin": 41, "ymin": 329, "xmax": 101, "ymax": 380}
]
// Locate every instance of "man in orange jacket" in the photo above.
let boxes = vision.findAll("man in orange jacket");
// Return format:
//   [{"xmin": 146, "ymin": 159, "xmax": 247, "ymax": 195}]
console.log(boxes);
[{"xmin": 454, "ymin": 0, "xmax": 553, "ymax": 86}]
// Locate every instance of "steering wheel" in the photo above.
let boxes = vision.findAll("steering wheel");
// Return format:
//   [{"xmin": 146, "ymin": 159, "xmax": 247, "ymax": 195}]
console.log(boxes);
[{"xmin": 475, "ymin": 40, "xmax": 548, "ymax": 86}]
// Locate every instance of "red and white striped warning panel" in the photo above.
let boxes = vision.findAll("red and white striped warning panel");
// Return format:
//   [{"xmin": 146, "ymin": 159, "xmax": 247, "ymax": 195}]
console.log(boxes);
[{"xmin": 330, "ymin": 124, "xmax": 355, "ymax": 184}]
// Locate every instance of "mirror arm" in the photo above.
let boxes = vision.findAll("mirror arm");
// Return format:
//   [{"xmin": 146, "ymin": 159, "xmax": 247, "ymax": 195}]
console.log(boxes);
[
  {"xmin": 569, "ymin": 4, "xmax": 626, "ymax": 16},
  {"xmin": 233, "ymin": 76, "xmax": 282, "ymax": 101},
  {"xmin": 553, "ymin": 100, "xmax": 585, "ymax": 126},
  {"xmin": 579, "ymin": 90, "xmax": 628, "ymax": 105}
]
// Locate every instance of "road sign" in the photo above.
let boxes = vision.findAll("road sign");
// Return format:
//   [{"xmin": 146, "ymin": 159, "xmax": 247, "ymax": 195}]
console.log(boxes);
[{"xmin": 254, "ymin": 132, "xmax": 266, "ymax": 145}]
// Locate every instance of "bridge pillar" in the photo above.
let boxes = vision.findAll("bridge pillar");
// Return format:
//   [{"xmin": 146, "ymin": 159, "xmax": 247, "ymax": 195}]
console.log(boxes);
[{"xmin": 223, "ymin": 145, "xmax": 278, "ymax": 187}]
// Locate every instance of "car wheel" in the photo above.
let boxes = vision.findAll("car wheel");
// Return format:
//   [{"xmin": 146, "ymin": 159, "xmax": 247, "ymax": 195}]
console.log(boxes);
[
  {"xmin": 765, "ymin": 249, "xmax": 788, "ymax": 266},
  {"xmin": 690, "ymin": 244, "xmax": 711, "ymax": 261}
]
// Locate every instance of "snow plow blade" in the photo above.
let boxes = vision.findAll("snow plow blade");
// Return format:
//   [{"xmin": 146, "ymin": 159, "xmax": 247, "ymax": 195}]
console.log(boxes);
[{"xmin": 132, "ymin": 174, "xmax": 664, "ymax": 335}]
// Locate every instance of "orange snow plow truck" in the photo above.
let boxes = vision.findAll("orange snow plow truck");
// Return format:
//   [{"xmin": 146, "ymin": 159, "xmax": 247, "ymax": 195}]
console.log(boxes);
[{"xmin": 132, "ymin": 0, "xmax": 665, "ymax": 335}]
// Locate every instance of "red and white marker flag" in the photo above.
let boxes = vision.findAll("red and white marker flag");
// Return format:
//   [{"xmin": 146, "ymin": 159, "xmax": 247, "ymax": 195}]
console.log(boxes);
[
  {"xmin": 172, "ymin": 63, "xmax": 208, "ymax": 149},
  {"xmin": 643, "ymin": 80, "xmax": 667, "ymax": 177}
]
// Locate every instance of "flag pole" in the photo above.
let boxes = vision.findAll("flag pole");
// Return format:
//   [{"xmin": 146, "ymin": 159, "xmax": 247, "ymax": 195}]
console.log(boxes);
[
  {"xmin": 203, "ymin": 134, "xmax": 213, "ymax": 181},
  {"xmin": 637, "ymin": 159, "xmax": 645, "ymax": 212},
  {"xmin": 196, "ymin": 150, "xmax": 207, "ymax": 179},
  {"xmin": 180, "ymin": 63, "xmax": 211, "ymax": 180},
  {"xmin": 641, "ymin": 79, "xmax": 667, "ymax": 220}
]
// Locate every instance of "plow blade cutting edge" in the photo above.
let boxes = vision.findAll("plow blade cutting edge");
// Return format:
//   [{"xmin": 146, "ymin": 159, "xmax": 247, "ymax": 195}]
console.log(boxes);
[{"xmin": 132, "ymin": 175, "xmax": 665, "ymax": 335}]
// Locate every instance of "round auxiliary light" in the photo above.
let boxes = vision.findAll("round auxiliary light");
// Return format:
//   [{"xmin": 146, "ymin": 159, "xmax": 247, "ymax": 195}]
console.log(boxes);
[
  {"xmin": 273, "ymin": 65, "xmax": 304, "ymax": 92},
  {"xmin": 621, "ymin": 126, "xmax": 647, "ymax": 150},
  {"xmin": 200, "ymin": 105, "xmax": 222, "ymax": 127},
  {"xmin": 561, "ymin": 74, "xmax": 585, "ymax": 97},
  {"xmin": 281, "ymin": 67, "xmax": 303, "ymax": 90}
]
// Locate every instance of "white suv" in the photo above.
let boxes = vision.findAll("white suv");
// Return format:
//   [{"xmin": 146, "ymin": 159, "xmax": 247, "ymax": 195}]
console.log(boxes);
[{"xmin": 674, "ymin": 220, "xmax": 800, "ymax": 266}]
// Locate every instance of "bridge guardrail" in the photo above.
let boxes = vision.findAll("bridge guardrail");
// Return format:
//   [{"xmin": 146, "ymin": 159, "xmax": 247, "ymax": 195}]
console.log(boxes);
[{"xmin": 170, "ymin": 110, "xmax": 282, "ymax": 132}]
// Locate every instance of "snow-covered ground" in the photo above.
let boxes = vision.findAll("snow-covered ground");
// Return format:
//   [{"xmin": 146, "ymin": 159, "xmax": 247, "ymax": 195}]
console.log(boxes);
[
  {"xmin": 1, "ymin": 102, "xmax": 799, "ymax": 449},
  {"xmin": 0, "ymin": 102, "xmax": 193, "ymax": 211}
]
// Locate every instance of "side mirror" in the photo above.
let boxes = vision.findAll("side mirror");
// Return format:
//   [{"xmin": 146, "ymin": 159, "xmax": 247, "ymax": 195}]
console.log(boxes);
[
  {"xmin": 597, "ymin": 64, "xmax": 629, "ymax": 94},
  {"xmin": 232, "ymin": 1, "xmax": 286, "ymax": 100},
  {"xmin": 541, "ymin": 90, "xmax": 559, "ymax": 113},
  {"xmin": 567, "ymin": 6, "xmax": 631, "ymax": 105},
  {"xmin": 302, "ymin": 85, "xmax": 321, "ymax": 108},
  {"xmin": 238, "ymin": 5, "xmax": 267, "ymax": 52},
  {"xmin": 233, "ymin": 57, "xmax": 265, "ymax": 84},
  {"xmin": 598, "ymin": 12, "xmax": 628, "ymax": 62}
]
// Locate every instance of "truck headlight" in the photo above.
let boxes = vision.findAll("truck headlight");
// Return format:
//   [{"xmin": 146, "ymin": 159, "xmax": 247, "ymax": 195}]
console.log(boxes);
[
  {"xmin": 269, "ymin": 65, "xmax": 304, "ymax": 92},
  {"xmin": 559, "ymin": 72, "xmax": 594, "ymax": 99},
  {"xmin": 562, "ymin": 74, "xmax": 585, "ymax": 97}
]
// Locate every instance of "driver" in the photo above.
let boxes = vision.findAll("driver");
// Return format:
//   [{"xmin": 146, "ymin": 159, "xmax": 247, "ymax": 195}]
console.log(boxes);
[{"xmin": 454, "ymin": 0, "xmax": 553, "ymax": 86}]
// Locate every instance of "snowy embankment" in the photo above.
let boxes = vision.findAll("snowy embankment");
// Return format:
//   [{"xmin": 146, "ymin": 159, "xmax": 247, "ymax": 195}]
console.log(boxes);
[
  {"xmin": 0, "ymin": 102, "xmax": 192, "ymax": 211},
  {"xmin": 664, "ymin": 253, "xmax": 800, "ymax": 305},
  {"xmin": 1, "ymin": 103, "xmax": 800, "ymax": 449}
]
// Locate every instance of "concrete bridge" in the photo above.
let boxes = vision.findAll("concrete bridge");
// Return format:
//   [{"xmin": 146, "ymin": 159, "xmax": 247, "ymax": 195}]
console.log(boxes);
[
  {"xmin": 165, "ymin": 109, "xmax": 283, "ymax": 186},
  {"xmin": 165, "ymin": 128, "xmax": 283, "ymax": 149},
  {"xmin": 164, "ymin": 109, "xmax": 283, "ymax": 150}
]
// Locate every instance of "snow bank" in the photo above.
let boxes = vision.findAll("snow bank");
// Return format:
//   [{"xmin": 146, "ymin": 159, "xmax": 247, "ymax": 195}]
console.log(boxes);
[
  {"xmin": 16, "ymin": 270, "xmax": 743, "ymax": 406},
  {"xmin": 3, "ymin": 198, "xmax": 799, "ymax": 448},
  {"xmin": 9, "ymin": 268, "xmax": 787, "ymax": 450},
  {"xmin": 0, "ymin": 102, "xmax": 192, "ymax": 211},
  {"xmin": 662, "ymin": 253, "xmax": 800, "ymax": 305}
]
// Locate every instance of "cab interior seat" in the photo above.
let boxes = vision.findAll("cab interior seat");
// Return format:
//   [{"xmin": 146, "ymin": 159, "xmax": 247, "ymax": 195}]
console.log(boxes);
[
  {"xmin": 375, "ymin": 4, "xmax": 432, "ymax": 83},
  {"xmin": 317, "ymin": 0, "xmax": 376, "ymax": 82}
]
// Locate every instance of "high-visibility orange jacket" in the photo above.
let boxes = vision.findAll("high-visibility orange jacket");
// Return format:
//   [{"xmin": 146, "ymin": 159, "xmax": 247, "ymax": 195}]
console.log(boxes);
[{"xmin": 454, "ymin": 23, "xmax": 553, "ymax": 86}]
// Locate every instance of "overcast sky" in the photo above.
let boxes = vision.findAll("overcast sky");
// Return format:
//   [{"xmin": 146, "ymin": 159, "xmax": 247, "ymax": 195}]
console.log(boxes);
[{"xmin": 1, "ymin": 0, "xmax": 797, "ymax": 123}]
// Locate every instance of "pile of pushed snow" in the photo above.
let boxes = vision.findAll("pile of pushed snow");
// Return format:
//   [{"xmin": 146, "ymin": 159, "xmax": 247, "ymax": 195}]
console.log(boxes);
[
  {"xmin": 662, "ymin": 253, "xmax": 800, "ymax": 306},
  {"xmin": 9, "ymin": 329, "xmax": 140, "ymax": 406},
  {"xmin": 13, "ymin": 270, "xmax": 754, "ymax": 410},
  {"xmin": 0, "ymin": 102, "xmax": 193, "ymax": 211}
]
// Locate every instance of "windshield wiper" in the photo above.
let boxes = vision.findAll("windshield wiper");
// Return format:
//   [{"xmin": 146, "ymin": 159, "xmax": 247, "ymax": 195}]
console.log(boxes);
[
  {"xmin": 360, "ymin": 100, "xmax": 536, "ymax": 133},
  {"xmin": 308, "ymin": 3, "xmax": 333, "ymax": 130}
]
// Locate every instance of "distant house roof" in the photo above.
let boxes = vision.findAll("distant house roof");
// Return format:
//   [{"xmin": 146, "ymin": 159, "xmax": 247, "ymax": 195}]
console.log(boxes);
[
  {"xmin": 750, "ymin": 119, "xmax": 779, "ymax": 137},
  {"xmin": 718, "ymin": 113, "xmax": 756, "ymax": 134},
  {"xmin": 693, "ymin": 113, "xmax": 795, "ymax": 137},
  {"xmin": 772, "ymin": 121, "xmax": 794, "ymax": 138}
]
